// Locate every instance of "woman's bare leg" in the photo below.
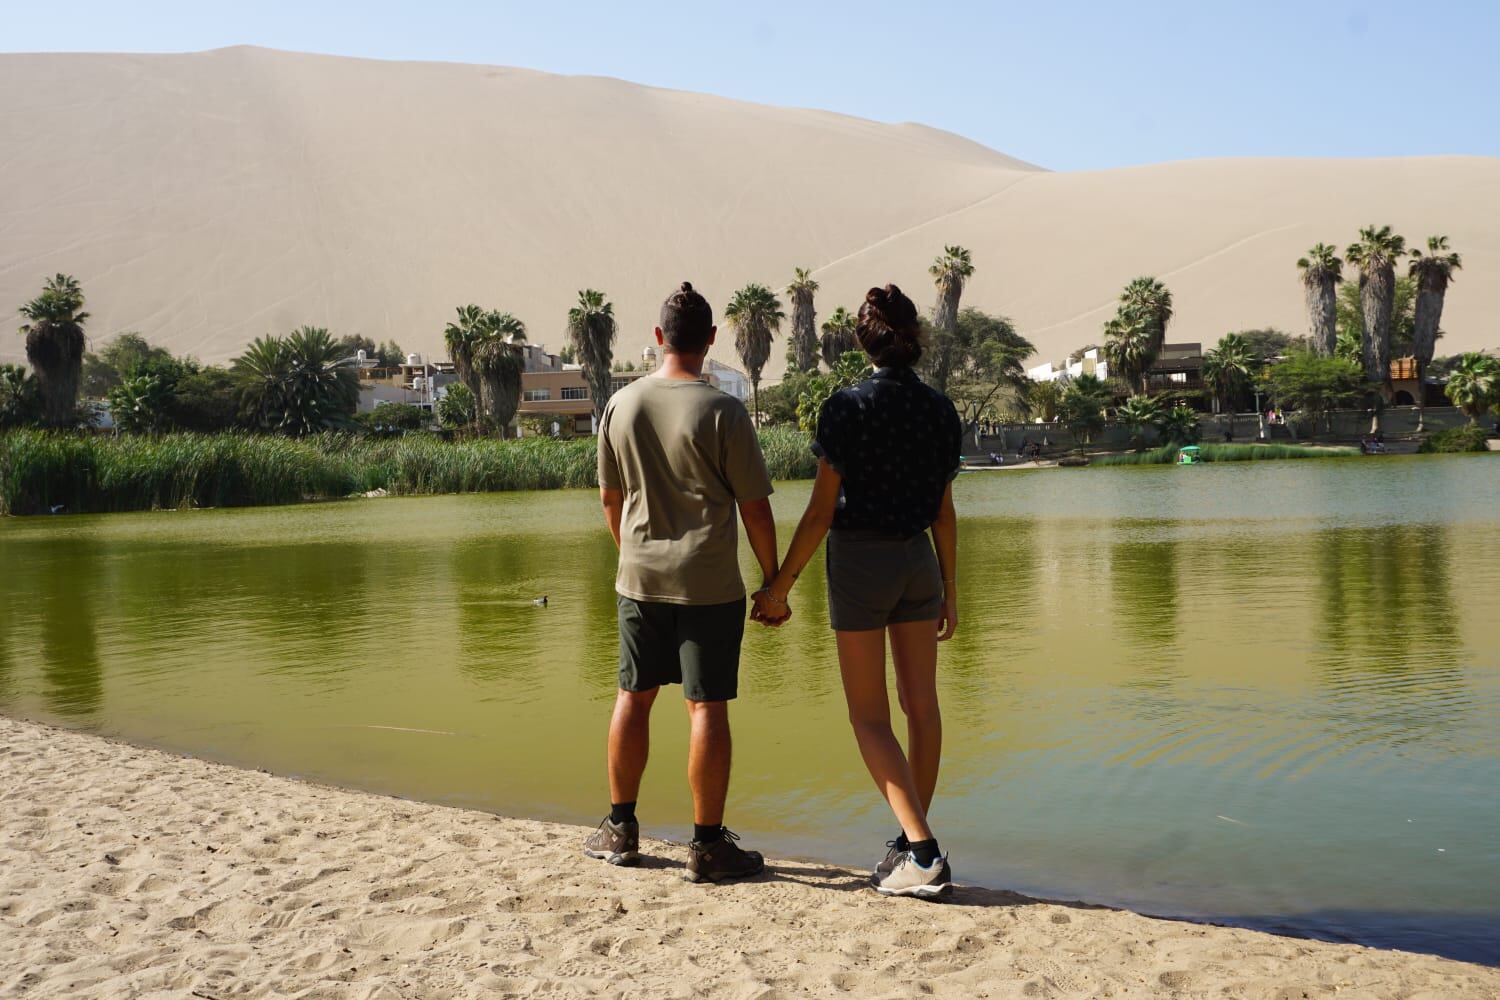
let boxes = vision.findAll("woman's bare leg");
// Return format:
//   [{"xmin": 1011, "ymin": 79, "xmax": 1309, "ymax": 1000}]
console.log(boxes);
[
  {"xmin": 835, "ymin": 628, "xmax": 932, "ymax": 842},
  {"xmin": 889, "ymin": 620, "xmax": 942, "ymax": 814}
]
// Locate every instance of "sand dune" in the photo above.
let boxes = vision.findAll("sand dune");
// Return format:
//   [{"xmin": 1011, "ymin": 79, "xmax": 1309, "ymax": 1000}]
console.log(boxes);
[
  {"xmin": 6, "ymin": 715, "xmax": 1499, "ymax": 998},
  {"xmin": 1, "ymin": 46, "xmax": 1496, "ymax": 377}
]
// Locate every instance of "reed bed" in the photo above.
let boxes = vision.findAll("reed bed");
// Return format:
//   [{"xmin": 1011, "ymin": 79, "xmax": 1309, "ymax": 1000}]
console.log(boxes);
[
  {"xmin": 1090, "ymin": 443, "xmax": 1359, "ymax": 466},
  {"xmin": 1, "ymin": 426, "xmax": 818, "ymax": 516}
]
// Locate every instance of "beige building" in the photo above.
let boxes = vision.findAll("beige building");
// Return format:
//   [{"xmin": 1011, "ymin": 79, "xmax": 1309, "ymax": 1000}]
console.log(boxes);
[
  {"xmin": 517, "ymin": 346, "xmax": 750, "ymax": 436},
  {"xmin": 360, "ymin": 342, "xmax": 749, "ymax": 435}
]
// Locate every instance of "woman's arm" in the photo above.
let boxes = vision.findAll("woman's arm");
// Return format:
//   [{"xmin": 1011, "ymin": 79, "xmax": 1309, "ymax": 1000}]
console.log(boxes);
[
  {"xmin": 930, "ymin": 481, "xmax": 958, "ymax": 641},
  {"xmin": 754, "ymin": 458, "xmax": 842, "ymax": 621}
]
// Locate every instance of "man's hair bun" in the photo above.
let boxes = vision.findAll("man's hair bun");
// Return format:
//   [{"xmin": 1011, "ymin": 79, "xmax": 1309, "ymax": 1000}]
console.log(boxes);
[
  {"xmin": 660, "ymin": 281, "xmax": 714, "ymax": 353},
  {"xmin": 856, "ymin": 283, "xmax": 923, "ymax": 368}
]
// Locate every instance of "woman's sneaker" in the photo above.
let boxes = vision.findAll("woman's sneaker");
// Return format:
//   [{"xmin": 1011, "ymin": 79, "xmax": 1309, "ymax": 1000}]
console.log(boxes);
[
  {"xmin": 583, "ymin": 817, "xmax": 640, "ymax": 866},
  {"xmin": 871, "ymin": 839, "xmax": 904, "ymax": 884},
  {"xmin": 685, "ymin": 828, "xmax": 764, "ymax": 883},
  {"xmin": 873, "ymin": 851, "xmax": 953, "ymax": 899}
]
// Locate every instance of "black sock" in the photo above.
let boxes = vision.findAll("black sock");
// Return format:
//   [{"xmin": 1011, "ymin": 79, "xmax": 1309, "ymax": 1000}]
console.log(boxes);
[
  {"xmin": 693, "ymin": 823, "xmax": 723, "ymax": 844},
  {"xmin": 909, "ymin": 838, "xmax": 941, "ymax": 867},
  {"xmin": 895, "ymin": 832, "xmax": 910, "ymax": 851},
  {"xmin": 609, "ymin": 801, "xmax": 636, "ymax": 825}
]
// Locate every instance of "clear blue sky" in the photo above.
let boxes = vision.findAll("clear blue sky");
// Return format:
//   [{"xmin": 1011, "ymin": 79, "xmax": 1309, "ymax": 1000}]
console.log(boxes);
[{"xmin": 6, "ymin": 0, "xmax": 1498, "ymax": 171}]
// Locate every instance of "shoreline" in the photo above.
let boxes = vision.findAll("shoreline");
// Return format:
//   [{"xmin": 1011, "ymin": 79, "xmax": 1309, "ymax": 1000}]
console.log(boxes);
[{"xmin": 4, "ymin": 716, "xmax": 1498, "ymax": 998}]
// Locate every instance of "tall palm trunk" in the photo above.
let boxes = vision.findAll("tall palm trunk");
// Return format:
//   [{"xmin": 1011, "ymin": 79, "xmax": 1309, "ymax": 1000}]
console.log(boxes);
[
  {"xmin": 928, "ymin": 284, "xmax": 963, "ymax": 393},
  {"xmin": 1359, "ymin": 266, "xmax": 1395, "ymax": 387},
  {"xmin": 476, "ymin": 343, "xmax": 522, "ymax": 438},
  {"xmin": 1411, "ymin": 268, "xmax": 1451, "ymax": 433},
  {"xmin": 1410, "ymin": 283, "xmax": 1444, "ymax": 367},
  {"xmin": 789, "ymin": 289, "xmax": 817, "ymax": 373},
  {"xmin": 24, "ymin": 322, "xmax": 86, "ymax": 427},
  {"xmin": 1307, "ymin": 277, "xmax": 1338, "ymax": 356}
]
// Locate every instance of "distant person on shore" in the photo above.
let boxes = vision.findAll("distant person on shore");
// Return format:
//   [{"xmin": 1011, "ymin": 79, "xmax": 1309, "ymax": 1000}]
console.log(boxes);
[
  {"xmin": 754, "ymin": 285, "xmax": 961, "ymax": 900},
  {"xmin": 584, "ymin": 281, "xmax": 779, "ymax": 884}
]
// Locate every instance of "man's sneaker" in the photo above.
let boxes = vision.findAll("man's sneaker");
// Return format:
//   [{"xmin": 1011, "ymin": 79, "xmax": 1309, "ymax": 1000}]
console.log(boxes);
[
  {"xmin": 872, "ymin": 839, "xmax": 904, "ymax": 884},
  {"xmin": 684, "ymin": 828, "xmax": 764, "ymax": 883},
  {"xmin": 873, "ymin": 851, "xmax": 953, "ymax": 900},
  {"xmin": 583, "ymin": 817, "xmax": 640, "ymax": 866}
]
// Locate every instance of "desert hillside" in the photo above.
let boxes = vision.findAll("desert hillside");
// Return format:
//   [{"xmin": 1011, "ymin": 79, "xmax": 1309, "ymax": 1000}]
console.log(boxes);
[{"xmin": 2, "ymin": 47, "xmax": 1495, "ymax": 374}]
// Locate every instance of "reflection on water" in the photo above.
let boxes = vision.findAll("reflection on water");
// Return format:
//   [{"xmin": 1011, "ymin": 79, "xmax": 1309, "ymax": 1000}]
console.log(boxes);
[
  {"xmin": 2, "ymin": 456, "xmax": 1499, "ymax": 964},
  {"xmin": 1110, "ymin": 524, "xmax": 1183, "ymax": 695},
  {"xmin": 1316, "ymin": 526, "xmax": 1469, "ymax": 754},
  {"xmin": 33, "ymin": 542, "xmax": 103, "ymax": 717}
]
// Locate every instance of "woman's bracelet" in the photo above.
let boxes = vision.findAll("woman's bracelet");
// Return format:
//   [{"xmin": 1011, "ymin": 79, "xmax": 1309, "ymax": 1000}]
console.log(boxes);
[{"xmin": 756, "ymin": 588, "xmax": 789, "ymax": 607}]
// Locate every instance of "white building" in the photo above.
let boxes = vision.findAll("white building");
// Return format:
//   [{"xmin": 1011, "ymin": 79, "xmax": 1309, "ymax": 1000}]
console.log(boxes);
[
  {"xmin": 1028, "ymin": 347, "xmax": 1108, "ymax": 383},
  {"xmin": 705, "ymin": 359, "xmax": 751, "ymax": 402}
]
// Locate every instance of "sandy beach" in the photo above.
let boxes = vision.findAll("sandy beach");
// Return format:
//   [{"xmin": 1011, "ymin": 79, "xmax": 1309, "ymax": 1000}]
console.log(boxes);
[{"xmin": 2, "ymin": 716, "xmax": 1496, "ymax": 998}]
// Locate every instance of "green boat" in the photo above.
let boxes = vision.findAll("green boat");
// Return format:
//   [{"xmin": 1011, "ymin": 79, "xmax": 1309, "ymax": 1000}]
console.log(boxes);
[{"xmin": 1177, "ymin": 445, "xmax": 1201, "ymax": 465}]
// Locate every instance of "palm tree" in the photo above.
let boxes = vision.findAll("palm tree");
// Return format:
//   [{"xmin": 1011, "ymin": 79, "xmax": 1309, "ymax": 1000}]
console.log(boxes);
[
  {"xmin": 926, "ymin": 245, "xmax": 975, "ymax": 393},
  {"xmin": 444, "ymin": 304, "xmax": 490, "ymax": 432},
  {"xmin": 819, "ymin": 306, "xmax": 858, "ymax": 367},
  {"xmin": 1026, "ymin": 379, "xmax": 1062, "ymax": 424},
  {"xmin": 725, "ymin": 283, "xmax": 784, "ymax": 423},
  {"xmin": 1058, "ymin": 373, "xmax": 1110, "ymax": 444},
  {"xmin": 1444, "ymin": 353, "xmax": 1498, "ymax": 424},
  {"xmin": 282, "ymin": 326, "xmax": 359, "ymax": 434},
  {"xmin": 1155, "ymin": 404, "xmax": 1202, "ymax": 446},
  {"xmin": 1115, "ymin": 393, "xmax": 1163, "ymax": 451},
  {"xmin": 1201, "ymin": 333, "xmax": 1255, "ymax": 437},
  {"xmin": 1409, "ymin": 235, "xmax": 1462, "ymax": 382},
  {"xmin": 1102, "ymin": 312, "xmax": 1155, "ymax": 395},
  {"xmin": 17, "ymin": 274, "xmax": 90, "ymax": 427},
  {"xmin": 475, "ymin": 312, "xmax": 527, "ymax": 437},
  {"xmin": 567, "ymin": 289, "xmax": 617, "ymax": 426},
  {"xmin": 0, "ymin": 363, "xmax": 40, "ymax": 429},
  {"xmin": 1119, "ymin": 276, "xmax": 1174, "ymax": 357},
  {"xmin": 231, "ymin": 335, "xmax": 291, "ymax": 431},
  {"xmin": 231, "ymin": 327, "xmax": 358, "ymax": 435},
  {"xmin": 1346, "ymin": 224, "xmax": 1407, "ymax": 384},
  {"xmin": 786, "ymin": 268, "xmax": 820, "ymax": 374},
  {"xmin": 1297, "ymin": 243, "xmax": 1343, "ymax": 356}
]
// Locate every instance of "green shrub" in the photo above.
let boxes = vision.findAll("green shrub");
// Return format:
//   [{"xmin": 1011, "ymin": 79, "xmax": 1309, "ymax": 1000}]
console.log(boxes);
[
  {"xmin": 1090, "ymin": 443, "xmax": 1358, "ymax": 466},
  {"xmin": 1418, "ymin": 425, "xmax": 1492, "ymax": 454},
  {"xmin": 1, "ymin": 427, "xmax": 819, "ymax": 515},
  {"xmin": 756, "ymin": 424, "xmax": 818, "ymax": 480}
]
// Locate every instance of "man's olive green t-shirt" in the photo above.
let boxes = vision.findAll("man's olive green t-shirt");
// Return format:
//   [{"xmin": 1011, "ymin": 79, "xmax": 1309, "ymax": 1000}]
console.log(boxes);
[{"xmin": 597, "ymin": 375, "xmax": 774, "ymax": 606}]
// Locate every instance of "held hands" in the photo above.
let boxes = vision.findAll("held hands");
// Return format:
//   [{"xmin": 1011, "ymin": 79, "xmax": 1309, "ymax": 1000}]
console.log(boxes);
[{"xmin": 750, "ymin": 587, "xmax": 792, "ymax": 627}]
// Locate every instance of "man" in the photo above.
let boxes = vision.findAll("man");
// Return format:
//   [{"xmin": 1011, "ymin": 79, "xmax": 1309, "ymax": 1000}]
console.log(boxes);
[{"xmin": 583, "ymin": 281, "xmax": 781, "ymax": 883}]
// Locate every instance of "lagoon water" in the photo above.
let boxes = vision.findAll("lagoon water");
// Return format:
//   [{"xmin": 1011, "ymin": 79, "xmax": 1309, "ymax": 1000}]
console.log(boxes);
[{"xmin": 2, "ymin": 456, "xmax": 1498, "ymax": 963}]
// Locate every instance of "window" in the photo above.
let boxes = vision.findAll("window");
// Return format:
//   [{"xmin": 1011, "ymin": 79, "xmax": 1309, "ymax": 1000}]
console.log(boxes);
[
  {"xmin": 561, "ymin": 386, "xmax": 590, "ymax": 400},
  {"xmin": 1169, "ymin": 372, "xmax": 1188, "ymax": 384},
  {"xmin": 609, "ymin": 377, "xmax": 633, "ymax": 394},
  {"xmin": 522, "ymin": 389, "xmax": 551, "ymax": 402}
]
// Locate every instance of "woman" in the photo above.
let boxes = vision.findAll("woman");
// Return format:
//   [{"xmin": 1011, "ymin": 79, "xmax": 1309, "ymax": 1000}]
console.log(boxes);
[{"xmin": 754, "ymin": 284, "xmax": 961, "ymax": 899}]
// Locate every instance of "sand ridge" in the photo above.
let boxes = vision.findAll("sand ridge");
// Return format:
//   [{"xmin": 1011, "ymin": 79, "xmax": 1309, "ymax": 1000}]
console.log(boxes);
[
  {"xmin": 3, "ymin": 715, "xmax": 1498, "ymax": 998},
  {"xmin": 1, "ymin": 47, "xmax": 1496, "ymax": 376}
]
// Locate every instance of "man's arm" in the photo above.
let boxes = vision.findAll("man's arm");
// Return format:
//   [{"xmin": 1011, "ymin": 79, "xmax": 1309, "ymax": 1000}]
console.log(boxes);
[
  {"xmin": 600, "ymin": 487, "xmax": 624, "ymax": 549},
  {"xmin": 737, "ymin": 497, "xmax": 779, "ymax": 590}
]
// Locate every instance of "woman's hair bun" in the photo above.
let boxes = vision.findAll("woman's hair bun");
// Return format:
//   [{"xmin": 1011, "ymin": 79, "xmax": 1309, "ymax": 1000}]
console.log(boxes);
[
  {"xmin": 856, "ymin": 283, "xmax": 923, "ymax": 368},
  {"xmin": 680, "ymin": 281, "xmax": 694, "ymax": 293}
]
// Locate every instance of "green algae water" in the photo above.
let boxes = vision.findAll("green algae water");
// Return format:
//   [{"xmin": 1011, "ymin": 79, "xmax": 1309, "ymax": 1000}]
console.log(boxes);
[{"xmin": 2, "ymin": 455, "xmax": 1498, "ymax": 963}]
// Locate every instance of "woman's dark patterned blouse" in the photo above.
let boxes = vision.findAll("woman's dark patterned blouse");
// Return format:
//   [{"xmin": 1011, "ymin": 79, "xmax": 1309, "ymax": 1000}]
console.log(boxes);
[{"xmin": 811, "ymin": 366, "xmax": 962, "ymax": 538}]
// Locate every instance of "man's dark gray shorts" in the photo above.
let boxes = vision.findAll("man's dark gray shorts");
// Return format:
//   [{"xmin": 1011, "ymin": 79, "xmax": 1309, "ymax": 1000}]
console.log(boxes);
[{"xmin": 617, "ymin": 595, "xmax": 746, "ymax": 702}]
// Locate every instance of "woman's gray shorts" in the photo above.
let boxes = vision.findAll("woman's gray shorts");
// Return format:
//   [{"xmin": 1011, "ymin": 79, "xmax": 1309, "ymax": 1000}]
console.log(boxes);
[{"xmin": 825, "ymin": 529, "xmax": 943, "ymax": 631}]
